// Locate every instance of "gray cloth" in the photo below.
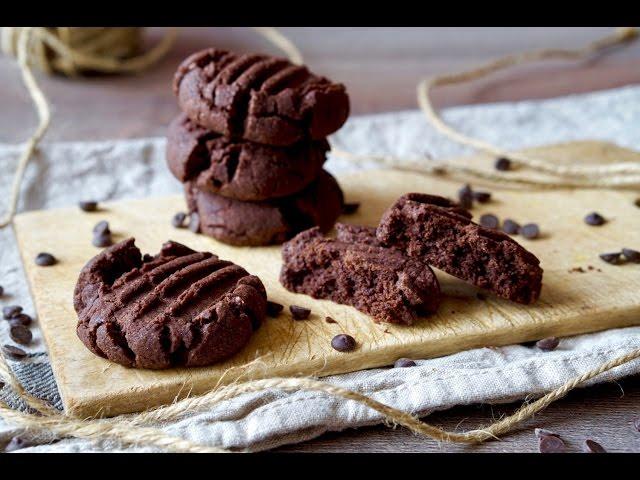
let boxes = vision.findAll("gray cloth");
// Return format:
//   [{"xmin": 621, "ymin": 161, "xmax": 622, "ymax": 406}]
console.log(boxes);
[{"xmin": 1, "ymin": 85, "xmax": 639, "ymax": 452}]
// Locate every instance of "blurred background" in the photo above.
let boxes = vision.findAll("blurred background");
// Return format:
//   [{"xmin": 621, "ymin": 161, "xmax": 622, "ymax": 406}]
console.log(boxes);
[{"xmin": 1, "ymin": 27, "xmax": 639, "ymax": 143}]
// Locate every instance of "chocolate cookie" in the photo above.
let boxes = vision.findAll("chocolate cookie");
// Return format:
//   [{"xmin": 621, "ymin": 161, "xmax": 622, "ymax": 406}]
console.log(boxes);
[
  {"xmin": 186, "ymin": 170, "xmax": 344, "ymax": 246},
  {"xmin": 376, "ymin": 193, "xmax": 543, "ymax": 304},
  {"xmin": 74, "ymin": 239, "xmax": 266, "ymax": 369},
  {"xmin": 173, "ymin": 49, "xmax": 350, "ymax": 146},
  {"xmin": 167, "ymin": 113, "xmax": 328, "ymax": 201},
  {"xmin": 280, "ymin": 224, "xmax": 441, "ymax": 325}
]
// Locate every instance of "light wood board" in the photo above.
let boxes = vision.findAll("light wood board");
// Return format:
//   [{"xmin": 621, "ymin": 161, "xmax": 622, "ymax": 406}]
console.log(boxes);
[{"xmin": 13, "ymin": 141, "xmax": 640, "ymax": 418}]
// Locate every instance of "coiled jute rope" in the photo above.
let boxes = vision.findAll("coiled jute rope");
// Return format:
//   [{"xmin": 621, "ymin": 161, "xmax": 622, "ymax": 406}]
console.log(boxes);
[{"xmin": 1, "ymin": 27, "xmax": 640, "ymax": 452}]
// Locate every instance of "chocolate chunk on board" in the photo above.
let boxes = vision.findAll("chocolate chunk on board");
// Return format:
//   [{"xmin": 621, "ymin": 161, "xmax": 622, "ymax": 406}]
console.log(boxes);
[
  {"xmin": 166, "ymin": 113, "xmax": 329, "ymax": 201},
  {"xmin": 280, "ymin": 223, "xmax": 441, "ymax": 325},
  {"xmin": 173, "ymin": 49, "xmax": 350, "ymax": 146},
  {"xmin": 185, "ymin": 170, "xmax": 343, "ymax": 246},
  {"xmin": 74, "ymin": 238, "xmax": 267, "ymax": 369},
  {"xmin": 376, "ymin": 193, "xmax": 543, "ymax": 304}
]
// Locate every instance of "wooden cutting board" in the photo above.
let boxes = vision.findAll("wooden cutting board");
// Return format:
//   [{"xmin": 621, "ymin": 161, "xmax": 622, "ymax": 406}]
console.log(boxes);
[{"xmin": 13, "ymin": 141, "xmax": 640, "ymax": 418}]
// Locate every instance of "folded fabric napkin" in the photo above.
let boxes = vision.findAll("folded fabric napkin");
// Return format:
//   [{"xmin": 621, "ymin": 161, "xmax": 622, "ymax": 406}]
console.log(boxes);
[{"xmin": 1, "ymin": 85, "xmax": 639, "ymax": 452}]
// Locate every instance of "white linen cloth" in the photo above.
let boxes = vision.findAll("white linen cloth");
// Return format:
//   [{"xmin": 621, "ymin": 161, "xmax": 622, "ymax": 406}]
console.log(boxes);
[{"xmin": 0, "ymin": 85, "xmax": 639, "ymax": 452}]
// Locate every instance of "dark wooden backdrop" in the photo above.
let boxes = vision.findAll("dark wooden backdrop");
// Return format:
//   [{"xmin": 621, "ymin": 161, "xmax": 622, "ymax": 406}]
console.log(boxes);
[{"xmin": 1, "ymin": 27, "xmax": 639, "ymax": 452}]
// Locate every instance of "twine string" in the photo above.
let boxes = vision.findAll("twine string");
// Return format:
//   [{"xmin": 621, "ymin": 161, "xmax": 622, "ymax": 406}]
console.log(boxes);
[{"xmin": 1, "ymin": 27, "xmax": 640, "ymax": 452}]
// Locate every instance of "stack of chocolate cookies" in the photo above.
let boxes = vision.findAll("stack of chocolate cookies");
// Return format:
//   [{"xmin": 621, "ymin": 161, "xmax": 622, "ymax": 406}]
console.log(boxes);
[{"xmin": 166, "ymin": 48, "xmax": 350, "ymax": 246}]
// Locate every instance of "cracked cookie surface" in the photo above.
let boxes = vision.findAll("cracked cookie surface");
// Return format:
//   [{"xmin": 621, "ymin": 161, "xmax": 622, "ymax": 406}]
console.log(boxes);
[
  {"xmin": 173, "ymin": 48, "xmax": 350, "ymax": 146},
  {"xmin": 167, "ymin": 113, "xmax": 328, "ymax": 201},
  {"xmin": 280, "ymin": 224, "xmax": 441, "ymax": 325},
  {"xmin": 377, "ymin": 193, "xmax": 543, "ymax": 304},
  {"xmin": 74, "ymin": 239, "xmax": 266, "ymax": 369},
  {"xmin": 186, "ymin": 170, "xmax": 344, "ymax": 246}
]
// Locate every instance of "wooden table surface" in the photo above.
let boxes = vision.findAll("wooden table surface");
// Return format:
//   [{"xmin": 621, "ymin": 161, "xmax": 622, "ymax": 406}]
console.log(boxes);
[{"xmin": 2, "ymin": 27, "xmax": 640, "ymax": 453}]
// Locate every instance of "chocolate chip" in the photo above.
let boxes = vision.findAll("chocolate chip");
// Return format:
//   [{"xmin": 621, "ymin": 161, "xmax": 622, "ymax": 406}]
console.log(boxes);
[
  {"xmin": 189, "ymin": 212, "xmax": 200, "ymax": 233},
  {"xmin": 35, "ymin": 252, "xmax": 56, "ymax": 267},
  {"xmin": 331, "ymin": 334, "xmax": 356, "ymax": 352},
  {"xmin": 502, "ymin": 219, "xmax": 520, "ymax": 235},
  {"xmin": 479, "ymin": 213, "xmax": 499, "ymax": 229},
  {"xmin": 78, "ymin": 200, "xmax": 98, "ymax": 212},
  {"xmin": 538, "ymin": 434, "xmax": 566, "ymax": 453},
  {"xmin": 289, "ymin": 305, "xmax": 311, "ymax": 320},
  {"xmin": 394, "ymin": 358, "xmax": 417, "ymax": 368},
  {"xmin": 633, "ymin": 417, "xmax": 640, "ymax": 432},
  {"xmin": 3, "ymin": 305, "xmax": 22, "ymax": 319},
  {"xmin": 622, "ymin": 248, "xmax": 640, "ymax": 263},
  {"xmin": 325, "ymin": 316, "xmax": 337, "ymax": 324},
  {"xmin": 92, "ymin": 232, "xmax": 113, "ymax": 248},
  {"xmin": 4, "ymin": 436, "xmax": 28, "ymax": 452},
  {"xmin": 599, "ymin": 252, "xmax": 623, "ymax": 265},
  {"xmin": 92, "ymin": 220, "xmax": 110, "ymax": 236},
  {"xmin": 458, "ymin": 184, "xmax": 473, "ymax": 210},
  {"xmin": 342, "ymin": 202, "xmax": 360, "ymax": 215},
  {"xmin": 495, "ymin": 157, "xmax": 512, "ymax": 171},
  {"xmin": 171, "ymin": 212, "xmax": 187, "ymax": 228},
  {"xmin": 473, "ymin": 191, "xmax": 492, "ymax": 203},
  {"xmin": 142, "ymin": 253, "xmax": 154, "ymax": 263},
  {"xmin": 266, "ymin": 301, "xmax": 284, "ymax": 317},
  {"xmin": 535, "ymin": 428, "xmax": 559, "ymax": 439},
  {"xmin": 2, "ymin": 345, "xmax": 26, "ymax": 360},
  {"xmin": 10, "ymin": 324, "xmax": 32, "ymax": 345},
  {"xmin": 584, "ymin": 212, "xmax": 606, "ymax": 226},
  {"xmin": 536, "ymin": 337, "xmax": 559, "ymax": 352},
  {"xmin": 583, "ymin": 439, "xmax": 606, "ymax": 453},
  {"xmin": 10, "ymin": 313, "xmax": 32, "ymax": 327},
  {"xmin": 520, "ymin": 223, "xmax": 540, "ymax": 239},
  {"xmin": 635, "ymin": 198, "xmax": 640, "ymax": 208},
  {"xmin": 476, "ymin": 292, "xmax": 487, "ymax": 301},
  {"xmin": 0, "ymin": 285, "xmax": 4, "ymax": 296}
]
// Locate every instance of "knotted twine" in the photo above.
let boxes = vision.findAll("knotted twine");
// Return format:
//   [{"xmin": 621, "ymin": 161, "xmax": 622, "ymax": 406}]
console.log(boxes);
[{"xmin": 1, "ymin": 27, "xmax": 640, "ymax": 452}]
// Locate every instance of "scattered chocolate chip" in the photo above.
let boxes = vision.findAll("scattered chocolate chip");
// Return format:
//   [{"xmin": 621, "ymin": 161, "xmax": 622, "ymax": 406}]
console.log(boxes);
[
  {"xmin": 495, "ymin": 157, "xmax": 512, "ymax": 171},
  {"xmin": 4, "ymin": 436, "xmax": 28, "ymax": 452},
  {"xmin": 0, "ymin": 285, "xmax": 4, "ymax": 296},
  {"xmin": 458, "ymin": 184, "xmax": 473, "ymax": 210},
  {"xmin": 476, "ymin": 293, "xmax": 487, "ymax": 301},
  {"xmin": 325, "ymin": 316, "xmax": 337, "ymax": 324},
  {"xmin": 266, "ymin": 301, "xmax": 284, "ymax": 317},
  {"xmin": 92, "ymin": 220, "xmax": 110, "ymax": 236},
  {"xmin": 171, "ymin": 212, "xmax": 187, "ymax": 228},
  {"xmin": 520, "ymin": 223, "xmax": 540, "ymax": 239},
  {"xmin": 635, "ymin": 198, "xmax": 640, "ymax": 208},
  {"xmin": 78, "ymin": 200, "xmax": 98, "ymax": 212},
  {"xmin": 92, "ymin": 232, "xmax": 113, "ymax": 248},
  {"xmin": 502, "ymin": 219, "xmax": 520, "ymax": 235},
  {"xmin": 479, "ymin": 213, "xmax": 499, "ymax": 229},
  {"xmin": 622, "ymin": 248, "xmax": 640, "ymax": 263},
  {"xmin": 142, "ymin": 253, "xmax": 154, "ymax": 263},
  {"xmin": 633, "ymin": 417, "xmax": 640, "ymax": 432},
  {"xmin": 342, "ymin": 202, "xmax": 360, "ymax": 215},
  {"xmin": 394, "ymin": 358, "xmax": 417, "ymax": 368},
  {"xmin": 189, "ymin": 212, "xmax": 200, "ymax": 233},
  {"xmin": 538, "ymin": 434, "xmax": 566, "ymax": 453},
  {"xmin": 584, "ymin": 212, "xmax": 606, "ymax": 226},
  {"xmin": 473, "ymin": 191, "xmax": 492, "ymax": 203},
  {"xmin": 599, "ymin": 252, "xmax": 623, "ymax": 265},
  {"xmin": 535, "ymin": 428, "xmax": 559, "ymax": 439},
  {"xmin": 289, "ymin": 305, "xmax": 311, "ymax": 320},
  {"xmin": 10, "ymin": 324, "xmax": 32, "ymax": 345},
  {"xmin": 331, "ymin": 334, "xmax": 356, "ymax": 352},
  {"xmin": 10, "ymin": 313, "xmax": 32, "ymax": 327},
  {"xmin": 536, "ymin": 337, "xmax": 559, "ymax": 352},
  {"xmin": 583, "ymin": 439, "xmax": 606, "ymax": 453},
  {"xmin": 3, "ymin": 305, "xmax": 22, "ymax": 319},
  {"xmin": 35, "ymin": 252, "xmax": 57, "ymax": 267},
  {"xmin": 2, "ymin": 344, "xmax": 26, "ymax": 360}
]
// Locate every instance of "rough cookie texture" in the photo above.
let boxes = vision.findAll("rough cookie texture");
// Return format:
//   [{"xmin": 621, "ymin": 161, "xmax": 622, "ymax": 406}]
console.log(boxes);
[
  {"xmin": 173, "ymin": 48, "xmax": 350, "ymax": 146},
  {"xmin": 280, "ymin": 224, "xmax": 441, "ymax": 325},
  {"xmin": 376, "ymin": 193, "xmax": 543, "ymax": 304},
  {"xmin": 166, "ymin": 113, "xmax": 328, "ymax": 201},
  {"xmin": 186, "ymin": 170, "xmax": 344, "ymax": 246},
  {"xmin": 74, "ymin": 239, "xmax": 266, "ymax": 369}
]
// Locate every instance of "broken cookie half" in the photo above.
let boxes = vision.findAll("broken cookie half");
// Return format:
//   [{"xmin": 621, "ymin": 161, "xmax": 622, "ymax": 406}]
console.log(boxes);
[
  {"xmin": 280, "ymin": 224, "xmax": 441, "ymax": 325},
  {"xmin": 74, "ymin": 238, "xmax": 266, "ymax": 369}
]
